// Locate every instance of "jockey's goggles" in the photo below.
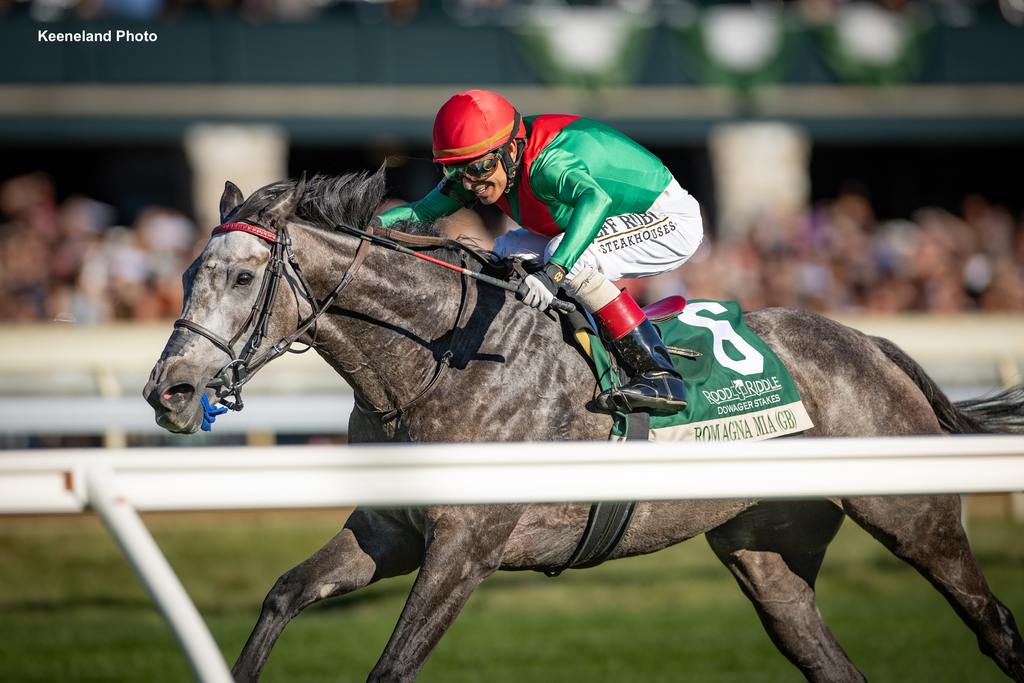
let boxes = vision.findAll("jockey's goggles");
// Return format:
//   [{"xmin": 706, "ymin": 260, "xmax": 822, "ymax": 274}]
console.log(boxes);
[{"xmin": 441, "ymin": 150, "xmax": 502, "ymax": 181}]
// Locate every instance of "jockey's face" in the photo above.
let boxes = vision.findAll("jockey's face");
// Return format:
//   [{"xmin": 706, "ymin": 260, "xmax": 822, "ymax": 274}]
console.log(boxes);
[{"xmin": 460, "ymin": 140, "xmax": 517, "ymax": 206}]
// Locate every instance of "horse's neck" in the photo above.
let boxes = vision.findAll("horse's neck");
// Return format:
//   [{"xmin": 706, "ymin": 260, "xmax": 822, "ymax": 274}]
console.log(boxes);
[
  {"xmin": 293, "ymin": 223, "xmax": 612, "ymax": 441},
  {"xmin": 295, "ymin": 225, "xmax": 466, "ymax": 414}
]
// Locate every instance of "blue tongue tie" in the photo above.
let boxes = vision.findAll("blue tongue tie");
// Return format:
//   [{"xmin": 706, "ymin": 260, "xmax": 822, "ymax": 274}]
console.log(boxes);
[{"xmin": 200, "ymin": 394, "xmax": 229, "ymax": 432}]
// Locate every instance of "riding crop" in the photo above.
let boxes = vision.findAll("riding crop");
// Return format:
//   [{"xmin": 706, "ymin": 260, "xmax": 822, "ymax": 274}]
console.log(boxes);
[{"xmin": 337, "ymin": 224, "xmax": 576, "ymax": 315}]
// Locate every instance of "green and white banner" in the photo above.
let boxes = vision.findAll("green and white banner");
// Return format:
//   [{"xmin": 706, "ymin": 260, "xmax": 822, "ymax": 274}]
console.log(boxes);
[
  {"xmin": 515, "ymin": 5, "xmax": 652, "ymax": 88},
  {"xmin": 673, "ymin": 6, "xmax": 796, "ymax": 89},
  {"xmin": 812, "ymin": 3, "xmax": 930, "ymax": 85},
  {"xmin": 528, "ymin": 3, "xmax": 928, "ymax": 90}
]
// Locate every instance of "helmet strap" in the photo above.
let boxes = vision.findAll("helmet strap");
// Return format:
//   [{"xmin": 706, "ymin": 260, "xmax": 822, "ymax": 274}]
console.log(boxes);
[
  {"xmin": 500, "ymin": 146, "xmax": 518, "ymax": 194},
  {"xmin": 500, "ymin": 112, "xmax": 524, "ymax": 194}
]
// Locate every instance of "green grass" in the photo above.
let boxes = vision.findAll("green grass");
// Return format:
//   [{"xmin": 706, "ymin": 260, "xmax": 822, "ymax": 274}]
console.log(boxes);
[{"xmin": 1, "ymin": 509, "xmax": 1021, "ymax": 682}]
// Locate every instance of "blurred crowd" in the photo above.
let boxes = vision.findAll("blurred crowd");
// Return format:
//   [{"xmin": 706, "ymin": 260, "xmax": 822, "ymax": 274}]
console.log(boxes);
[
  {"xmin": 0, "ymin": 172, "xmax": 196, "ymax": 323},
  {"xmin": 433, "ymin": 187, "xmax": 1024, "ymax": 315},
  {"xmin": 653, "ymin": 190, "xmax": 1024, "ymax": 314},
  {"xmin": 2, "ymin": 170, "xmax": 1022, "ymax": 325}
]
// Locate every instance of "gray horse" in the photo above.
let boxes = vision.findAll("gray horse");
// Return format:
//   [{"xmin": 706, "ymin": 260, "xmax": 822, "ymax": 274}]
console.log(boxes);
[{"xmin": 144, "ymin": 170, "xmax": 1024, "ymax": 683}]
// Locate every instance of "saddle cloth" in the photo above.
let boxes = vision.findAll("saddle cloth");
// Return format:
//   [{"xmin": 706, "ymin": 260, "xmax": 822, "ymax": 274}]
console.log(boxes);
[
  {"xmin": 544, "ymin": 297, "xmax": 813, "ymax": 576},
  {"xmin": 579, "ymin": 298, "xmax": 814, "ymax": 442}
]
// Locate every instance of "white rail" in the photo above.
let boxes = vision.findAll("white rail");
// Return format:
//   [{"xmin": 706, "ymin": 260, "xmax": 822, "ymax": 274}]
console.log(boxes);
[
  {"xmin": 4, "ymin": 436, "xmax": 1024, "ymax": 682},
  {"xmin": 3, "ymin": 436, "xmax": 1024, "ymax": 514}
]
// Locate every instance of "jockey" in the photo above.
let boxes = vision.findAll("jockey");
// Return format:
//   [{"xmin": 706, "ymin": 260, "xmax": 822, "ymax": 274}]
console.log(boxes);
[{"xmin": 374, "ymin": 89, "xmax": 703, "ymax": 415}]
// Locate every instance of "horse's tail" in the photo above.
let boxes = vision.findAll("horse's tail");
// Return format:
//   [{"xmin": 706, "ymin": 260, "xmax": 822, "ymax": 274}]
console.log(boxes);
[
  {"xmin": 953, "ymin": 387, "xmax": 1024, "ymax": 434},
  {"xmin": 870, "ymin": 335, "xmax": 1023, "ymax": 435}
]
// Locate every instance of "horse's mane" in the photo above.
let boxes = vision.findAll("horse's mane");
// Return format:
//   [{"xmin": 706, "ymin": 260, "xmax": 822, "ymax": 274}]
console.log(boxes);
[{"xmin": 234, "ymin": 167, "xmax": 445, "ymax": 239}]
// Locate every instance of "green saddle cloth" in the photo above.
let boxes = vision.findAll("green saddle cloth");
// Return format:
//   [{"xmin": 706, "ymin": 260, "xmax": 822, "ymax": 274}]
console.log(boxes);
[{"xmin": 584, "ymin": 300, "xmax": 814, "ymax": 441}]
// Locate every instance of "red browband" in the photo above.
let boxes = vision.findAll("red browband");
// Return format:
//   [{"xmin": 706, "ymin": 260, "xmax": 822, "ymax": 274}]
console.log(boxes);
[{"xmin": 213, "ymin": 221, "xmax": 279, "ymax": 243}]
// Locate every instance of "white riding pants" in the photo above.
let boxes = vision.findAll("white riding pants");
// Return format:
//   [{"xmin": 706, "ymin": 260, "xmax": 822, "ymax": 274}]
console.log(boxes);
[{"xmin": 492, "ymin": 178, "xmax": 703, "ymax": 284}]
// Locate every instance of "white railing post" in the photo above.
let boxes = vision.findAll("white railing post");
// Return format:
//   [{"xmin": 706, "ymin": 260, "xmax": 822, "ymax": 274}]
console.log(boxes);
[{"xmin": 83, "ymin": 464, "xmax": 234, "ymax": 683}]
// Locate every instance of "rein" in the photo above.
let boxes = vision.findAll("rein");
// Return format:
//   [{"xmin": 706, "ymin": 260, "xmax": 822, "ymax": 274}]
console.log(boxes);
[
  {"xmin": 352, "ymin": 250, "xmax": 473, "ymax": 424},
  {"xmin": 177, "ymin": 205, "xmax": 575, "ymax": 419},
  {"xmin": 337, "ymin": 223, "xmax": 574, "ymax": 315}
]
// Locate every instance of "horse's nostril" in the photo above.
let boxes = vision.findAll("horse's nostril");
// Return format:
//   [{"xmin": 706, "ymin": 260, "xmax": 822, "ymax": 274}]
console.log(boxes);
[{"xmin": 162, "ymin": 383, "xmax": 195, "ymax": 403}]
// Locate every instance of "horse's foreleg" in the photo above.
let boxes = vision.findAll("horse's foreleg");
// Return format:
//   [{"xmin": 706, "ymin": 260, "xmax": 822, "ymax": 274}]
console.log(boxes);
[
  {"xmin": 845, "ymin": 495, "xmax": 1024, "ymax": 682},
  {"xmin": 232, "ymin": 509, "xmax": 423, "ymax": 683},
  {"xmin": 367, "ymin": 504, "xmax": 524, "ymax": 683}
]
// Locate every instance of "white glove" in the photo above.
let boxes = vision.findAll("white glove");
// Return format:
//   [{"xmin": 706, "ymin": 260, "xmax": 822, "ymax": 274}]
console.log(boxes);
[{"xmin": 520, "ymin": 273, "xmax": 555, "ymax": 311}]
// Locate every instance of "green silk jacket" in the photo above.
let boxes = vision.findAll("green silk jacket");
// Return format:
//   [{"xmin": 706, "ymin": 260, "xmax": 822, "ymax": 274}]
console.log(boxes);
[{"xmin": 376, "ymin": 115, "xmax": 673, "ymax": 271}]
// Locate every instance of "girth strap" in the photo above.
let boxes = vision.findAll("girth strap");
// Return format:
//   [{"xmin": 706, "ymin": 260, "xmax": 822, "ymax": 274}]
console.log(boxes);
[
  {"xmin": 542, "ymin": 394, "xmax": 645, "ymax": 577},
  {"xmin": 543, "ymin": 501, "xmax": 637, "ymax": 577}
]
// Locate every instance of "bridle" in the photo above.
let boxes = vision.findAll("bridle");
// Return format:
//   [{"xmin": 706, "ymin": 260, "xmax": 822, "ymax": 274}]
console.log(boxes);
[
  {"xmin": 174, "ymin": 218, "xmax": 373, "ymax": 411},
  {"xmin": 174, "ymin": 215, "xmax": 475, "ymax": 422}
]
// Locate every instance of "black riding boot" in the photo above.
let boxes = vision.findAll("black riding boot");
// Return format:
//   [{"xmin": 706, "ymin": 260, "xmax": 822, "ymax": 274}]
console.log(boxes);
[{"xmin": 596, "ymin": 319, "xmax": 688, "ymax": 415}]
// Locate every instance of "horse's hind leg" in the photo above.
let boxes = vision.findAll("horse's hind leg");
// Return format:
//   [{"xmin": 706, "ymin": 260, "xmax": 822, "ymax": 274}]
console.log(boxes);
[
  {"xmin": 232, "ymin": 508, "xmax": 423, "ymax": 683},
  {"xmin": 706, "ymin": 501, "xmax": 866, "ymax": 683},
  {"xmin": 844, "ymin": 494, "xmax": 1024, "ymax": 682}
]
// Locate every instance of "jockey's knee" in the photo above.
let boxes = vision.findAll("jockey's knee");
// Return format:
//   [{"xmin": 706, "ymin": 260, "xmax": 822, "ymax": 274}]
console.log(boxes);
[
  {"xmin": 565, "ymin": 266, "xmax": 620, "ymax": 313},
  {"xmin": 492, "ymin": 228, "xmax": 547, "ymax": 260}
]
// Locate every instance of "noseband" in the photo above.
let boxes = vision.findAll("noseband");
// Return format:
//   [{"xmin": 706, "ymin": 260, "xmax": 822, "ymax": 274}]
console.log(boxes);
[{"xmin": 174, "ymin": 219, "xmax": 372, "ymax": 410}]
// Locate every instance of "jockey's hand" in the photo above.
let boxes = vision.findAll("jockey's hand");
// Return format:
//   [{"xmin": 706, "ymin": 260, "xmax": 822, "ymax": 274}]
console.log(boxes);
[{"xmin": 517, "ymin": 262, "xmax": 567, "ymax": 311}]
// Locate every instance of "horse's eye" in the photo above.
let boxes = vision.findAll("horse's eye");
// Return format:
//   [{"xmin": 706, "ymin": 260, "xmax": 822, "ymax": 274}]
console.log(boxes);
[{"xmin": 236, "ymin": 271, "xmax": 255, "ymax": 286}]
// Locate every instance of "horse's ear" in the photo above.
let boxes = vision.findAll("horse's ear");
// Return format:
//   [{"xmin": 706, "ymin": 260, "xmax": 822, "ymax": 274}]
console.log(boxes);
[
  {"xmin": 220, "ymin": 181, "xmax": 244, "ymax": 223},
  {"xmin": 262, "ymin": 177, "xmax": 305, "ymax": 226},
  {"xmin": 294, "ymin": 172, "xmax": 308, "ymax": 205}
]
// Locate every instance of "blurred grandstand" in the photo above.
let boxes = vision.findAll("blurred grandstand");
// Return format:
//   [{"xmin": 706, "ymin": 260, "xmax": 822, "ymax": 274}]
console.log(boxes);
[
  {"xmin": 0, "ymin": 0, "xmax": 1022, "ymax": 445},
  {"xmin": 2, "ymin": 169, "xmax": 1022, "ymax": 324}
]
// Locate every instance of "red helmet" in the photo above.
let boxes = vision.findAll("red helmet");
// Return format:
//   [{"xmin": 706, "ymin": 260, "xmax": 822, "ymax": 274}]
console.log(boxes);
[{"xmin": 432, "ymin": 90, "xmax": 526, "ymax": 165}]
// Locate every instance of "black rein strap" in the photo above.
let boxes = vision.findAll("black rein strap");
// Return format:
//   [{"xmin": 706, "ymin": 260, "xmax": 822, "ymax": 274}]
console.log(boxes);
[{"xmin": 352, "ymin": 250, "xmax": 473, "ymax": 424}]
